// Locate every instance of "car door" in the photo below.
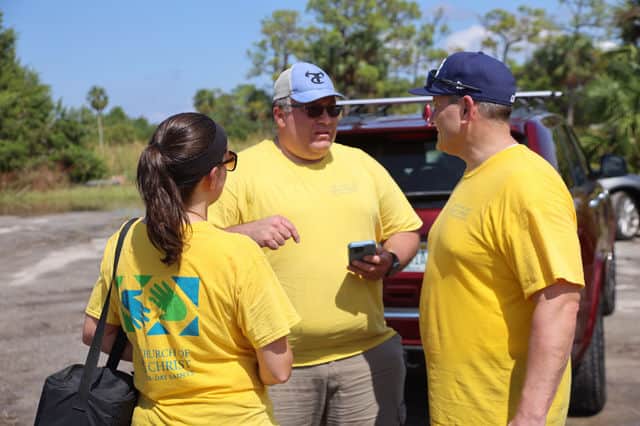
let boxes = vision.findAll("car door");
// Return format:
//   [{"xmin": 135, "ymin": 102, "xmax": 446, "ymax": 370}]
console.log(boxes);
[{"xmin": 551, "ymin": 124, "xmax": 605, "ymax": 355}]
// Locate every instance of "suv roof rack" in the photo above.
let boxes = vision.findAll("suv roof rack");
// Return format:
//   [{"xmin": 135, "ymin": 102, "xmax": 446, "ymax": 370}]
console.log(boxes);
[{"xmin": 337, "ymin": 91, "xmax": 562, "ymax": 106}]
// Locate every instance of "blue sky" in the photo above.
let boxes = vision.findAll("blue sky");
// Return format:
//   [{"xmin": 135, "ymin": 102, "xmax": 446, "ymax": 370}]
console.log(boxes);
[{"xmin": 4, "ymin": 1, "xmax": 562, "ymax": 122}]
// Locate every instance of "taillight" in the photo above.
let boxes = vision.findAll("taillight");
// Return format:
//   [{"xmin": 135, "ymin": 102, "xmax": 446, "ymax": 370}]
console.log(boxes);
[{"xmin": 422, "ymin": 104, "xmax": 432, "ymax": 122}]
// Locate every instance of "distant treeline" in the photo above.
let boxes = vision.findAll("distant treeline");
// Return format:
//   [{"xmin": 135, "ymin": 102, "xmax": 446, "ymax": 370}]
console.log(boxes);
[{"xmin": 2, "ymin": 0, "xmax": 639, "ymax": 189}]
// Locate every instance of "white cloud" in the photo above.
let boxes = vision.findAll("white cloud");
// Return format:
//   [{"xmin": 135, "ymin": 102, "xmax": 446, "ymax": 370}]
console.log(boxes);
[
  {"xmin": 444, "ymin": 25, "xmax": 488, "ymax": 52},
  {"xmin": 597, "ymin": 40, "xmax": 619, "ymax": 52}
]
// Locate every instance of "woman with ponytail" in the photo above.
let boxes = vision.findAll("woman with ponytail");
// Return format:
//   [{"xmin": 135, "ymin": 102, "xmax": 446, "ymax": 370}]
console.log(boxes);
[{"xmin": 82, "ymin": 113, "xmax": 299, "ymax": 425}]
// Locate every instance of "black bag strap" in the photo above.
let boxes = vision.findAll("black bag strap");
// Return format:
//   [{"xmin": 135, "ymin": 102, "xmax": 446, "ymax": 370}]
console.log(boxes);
[{"xmin": 74, "ymin": 217, "xmax": 138, "ymax": 411}]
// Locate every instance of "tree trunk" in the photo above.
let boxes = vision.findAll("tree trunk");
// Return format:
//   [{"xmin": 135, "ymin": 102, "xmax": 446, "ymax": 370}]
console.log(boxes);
[
  {"xmin": 97, "ymin": 114, "xmax": 104, "ymax": 152},
  {"xmin": 567, "ymin": 87, "xmax": 575, "ymax": 126}
]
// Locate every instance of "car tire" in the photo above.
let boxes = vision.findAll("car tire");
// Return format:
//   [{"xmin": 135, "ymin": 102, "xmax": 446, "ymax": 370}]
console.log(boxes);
[
  {"xmin": 611, "ymin": 191, "xmax": 640, "ymax": 240},
  {"xmin": 569, "ymin": 305, "xmax": 606, "ymax": 416},
  {"xmin": 601, "ymin": 250, "xmax": 616, "ymax": 316}
]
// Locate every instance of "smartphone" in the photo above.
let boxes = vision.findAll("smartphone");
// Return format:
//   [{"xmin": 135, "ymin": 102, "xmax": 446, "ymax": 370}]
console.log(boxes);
[{"xmin": 348, "ymin": 240, "xmax": 377, "ymax": 263}]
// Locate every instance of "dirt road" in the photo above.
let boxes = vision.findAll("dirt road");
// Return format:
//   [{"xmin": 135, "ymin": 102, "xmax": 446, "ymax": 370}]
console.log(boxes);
[{"xmin": 1, "ymin": 210, "xmax": 638, "ymax": 425}]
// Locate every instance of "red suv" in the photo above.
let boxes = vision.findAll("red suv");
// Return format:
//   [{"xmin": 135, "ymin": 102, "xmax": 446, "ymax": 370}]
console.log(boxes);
[{"xmin": 337, "ymin": 95, "xmax": 617, "ymax": 416}]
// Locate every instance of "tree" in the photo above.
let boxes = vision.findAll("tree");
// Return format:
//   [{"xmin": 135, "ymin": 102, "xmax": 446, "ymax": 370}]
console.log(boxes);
[
  {"xmin": 247, "ymin": 10, "xmax": 306, "ymax": 80},
  {"xmin": 615, "ymin": 0, "xmax": 640, "ymax": 46},
  {"xmin": 86, "ymin": 86, "xmax": 108, "ymax": 151},
  {"xmin": 411, "ymin": 7, "xmax": 449, "ymax": 83},
  {"xmin": 304, "ymin": 0, "xmax": 421, "ymax": 98},
  {"xmin": 0, "ymin": 11, "xmax": 53, "ymax": 173},
  {"xmin": 193, "ymin": 89, "xmax": 216, "ymax": 116},
  {"xmin": 192, "ymin": 84, "xmax": 271, "ymax": 141},
  {"xmin": 480, "ymin": 6, "xmax": 557, "ymax": 63},
  {"xmin": 518, "ymin": 34, "xmax": 600, "ymax": 125},
  {"xmin": 554, "ymin": 0, "xmax": 610, "ymax": 125},
  {"xmin": 560, "ymin": 0, "xmax": 610, "ymax": 38}
]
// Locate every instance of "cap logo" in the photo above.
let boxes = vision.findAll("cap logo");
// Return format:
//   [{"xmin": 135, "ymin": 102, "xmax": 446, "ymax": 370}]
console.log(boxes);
[{"xmin": 305, "ymin": 70, "xmax": 325, "ymax": 84}]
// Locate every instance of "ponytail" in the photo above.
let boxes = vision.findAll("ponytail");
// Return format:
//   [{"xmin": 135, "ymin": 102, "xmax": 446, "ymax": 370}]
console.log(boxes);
[
  {"xmin": 136, "ymin": 144, "xmax": 189, "ymax": 265},
  {"xmin": 136, "ymin": 113, "xmax": 225, "ymax": 266}
]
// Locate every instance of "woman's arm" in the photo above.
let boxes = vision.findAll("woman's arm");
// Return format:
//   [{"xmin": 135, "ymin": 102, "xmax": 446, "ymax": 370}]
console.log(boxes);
[
  {"xmin": 82, "ymin": 314, "xmax": 133, "ymax": 362},
  {"xmin": 255, "ymin": 336, "xmax": 293, "ymax": 385}
]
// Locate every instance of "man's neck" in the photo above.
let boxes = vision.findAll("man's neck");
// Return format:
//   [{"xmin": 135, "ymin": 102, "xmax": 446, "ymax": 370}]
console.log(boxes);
[
  {"xmin": 273, "ymin": 136, "xmax": 326, "ymax": 165},
  {"xmin": 462, "ymin": 133, "xmax": 517, "ymax": 172}
]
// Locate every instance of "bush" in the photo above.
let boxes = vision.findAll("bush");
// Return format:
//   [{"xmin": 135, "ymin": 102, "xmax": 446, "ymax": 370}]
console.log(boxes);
[
  {"xmin": 52, "ymin": 145, "xmax": 107, "ymax": 183},
  {"xmin": 0, "ymin": 139, "xmax": 29, "ymax": 172}
]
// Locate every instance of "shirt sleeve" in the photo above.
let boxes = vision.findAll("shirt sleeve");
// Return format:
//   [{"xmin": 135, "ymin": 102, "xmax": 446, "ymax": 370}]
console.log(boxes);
[
  {"xmin": 502, "ymin": 171, "xmax": 585, "ymax": 299},
  {"xmin": 85, "ymin": 232, "xmax": 121, "ymax": 325},
  {"xmin": 235, "ymin": 245, "xmax": 300, "ymax": 349},
  {"xmin": 362, "ymin": 152, "xmax": 423, "ymax": 240}
]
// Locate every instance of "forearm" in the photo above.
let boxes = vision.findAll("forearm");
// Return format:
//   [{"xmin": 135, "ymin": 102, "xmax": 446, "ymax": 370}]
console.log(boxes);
[
  {"xmin": 513, "ymin": 283, "xmax": 581, "ymax": 423},
  {"xmin": 225, "ymin": 222, "xmax": 255, "ymax": 237},
  {"xmin": 82, "ymin": 314, "xmax": 133, "ymax": 362},
  {"xmin": 224, "ymin": 216, "xmax": 299, "ymax": 249},
  {"xmin": 382, "ymin": 230, "xmax": 420, "ymax": 266}
]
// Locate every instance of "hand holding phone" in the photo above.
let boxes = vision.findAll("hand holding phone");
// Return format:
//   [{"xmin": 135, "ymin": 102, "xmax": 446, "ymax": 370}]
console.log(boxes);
[{"xmin": 348, "ymin": 240, "xmax": 377, "ymax": 263}]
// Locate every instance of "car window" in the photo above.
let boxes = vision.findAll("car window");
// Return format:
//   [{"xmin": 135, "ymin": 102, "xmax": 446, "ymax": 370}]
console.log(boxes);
[
  {"xmin": 557, "ymin": 125, "xmax": 588, "ymax": 186},
  {"xmin": 338, "ymin": 135, "xmax": 465, "ymax": 194},
  {"xmin": 550, "ymin": 126, "xmax": 576, "ymax": 188},
  {"xmin": 565, "ymin": 126, "xmax": 592, "ymax": 179}
]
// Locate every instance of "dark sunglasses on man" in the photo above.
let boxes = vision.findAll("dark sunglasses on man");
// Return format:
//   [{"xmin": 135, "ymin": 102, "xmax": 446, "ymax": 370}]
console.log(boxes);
[
  {"xmin": 426, "ymin": 69, "xmax": 481, "ymax": 93},
  {"xmin": 290, "ymin": 103, "xmax": 343, "ymax": 118}
]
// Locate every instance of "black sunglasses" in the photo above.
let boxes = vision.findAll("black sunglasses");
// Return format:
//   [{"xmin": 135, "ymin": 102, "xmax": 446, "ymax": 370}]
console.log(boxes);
[
  {"xmin": 426, "ymin": 69, "xmax": 481, "ymax": 93},
  {"xmin": 290, "ymin": 103, "xmax": 343, "ymax": 118},
  {"xmin": 215, "ymin": 150, "xmax": 237, "ymax": 171}
]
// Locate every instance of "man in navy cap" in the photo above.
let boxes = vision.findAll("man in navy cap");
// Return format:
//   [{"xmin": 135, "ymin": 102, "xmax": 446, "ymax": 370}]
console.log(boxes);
[
  {"xmin": 410, "ymin": 52, "xmax": 584, "ymax": 425},
  {"xmin": 210, "ymin": 61, "xmax": 422, "ymax": 425}
]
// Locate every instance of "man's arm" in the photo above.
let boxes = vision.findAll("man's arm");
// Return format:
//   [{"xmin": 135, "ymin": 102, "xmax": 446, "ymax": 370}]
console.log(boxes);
[
  {"xmin": 82, "ymin": 314, "xmax": 133, "ymax": 362},
  {"xmin": 225, "ymin": 215, "xmax": 300, "ymax": 250},
  {"xmin": 256, "ymin": 336, "xmax": 294, "ymax": 385},
  {"xmin": 347, "ymin": 230, "xmax": 420, "ymax": 280},
  {"xmin": 509, "ymin": 281, "xmax": 582, "ymax": 426}
]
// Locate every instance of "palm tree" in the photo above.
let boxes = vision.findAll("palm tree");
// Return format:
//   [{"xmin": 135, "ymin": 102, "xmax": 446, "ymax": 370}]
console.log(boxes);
[
  {"xmin": 193, "ymin": 89, "xmax": 216, "ymax": 116},
  {"xmin": 585, "ymin": 45, "xmax": 640, "ymax": 170},
  {"xmin": 86, "ymin": 86, "xmax": 109, "ymax": 151}
]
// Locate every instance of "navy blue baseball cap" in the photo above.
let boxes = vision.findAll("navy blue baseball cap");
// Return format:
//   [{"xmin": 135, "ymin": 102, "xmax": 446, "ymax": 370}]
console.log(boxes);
[{"xmin": 409, "ymin": 51, "xmax": 516, "ymax": 106}]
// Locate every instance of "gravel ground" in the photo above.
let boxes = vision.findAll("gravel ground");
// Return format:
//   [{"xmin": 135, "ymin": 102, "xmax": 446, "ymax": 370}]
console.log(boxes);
[{"xmin": 0, "ymin": 210, "xmax": 638, "ymax": 425}]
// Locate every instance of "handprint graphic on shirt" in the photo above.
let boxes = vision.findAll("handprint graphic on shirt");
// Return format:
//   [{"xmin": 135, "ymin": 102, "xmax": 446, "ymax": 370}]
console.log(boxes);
[
  {"xmin": 121, "ymin": 289, "xmax": 150, "ymax": 329},
  {"xmin": 149, "ymin": 281, "xmax": 187, "ymax": 321}
]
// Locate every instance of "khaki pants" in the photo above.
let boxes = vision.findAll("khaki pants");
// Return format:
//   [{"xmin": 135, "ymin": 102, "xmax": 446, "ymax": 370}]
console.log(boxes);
[{"xmin": 268, "ymin": 334, "xmax": 406, "ymax": 426}]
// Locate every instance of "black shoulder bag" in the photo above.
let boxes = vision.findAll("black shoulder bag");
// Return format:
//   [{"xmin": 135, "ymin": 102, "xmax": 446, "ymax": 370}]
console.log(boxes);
[{"xmin": 34, "ymin": 217, "xmax": 139, "ymax": 426}]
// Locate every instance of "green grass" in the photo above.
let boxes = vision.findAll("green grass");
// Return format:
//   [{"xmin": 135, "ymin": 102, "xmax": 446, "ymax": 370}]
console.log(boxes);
[
  {"xmin": 100, "ymin": 141, "xmax": 146, "ymax": 182},
  {"xmin": 0, "ymin": 134, "xmax": 266, "ymax": 216},
  {"xmin": 99, "ymin": 134, "xmax": 265, "ymax": 180},
  {"xmin": 0, "ymin": 184, "xmax": 142, "ymax": 215}
]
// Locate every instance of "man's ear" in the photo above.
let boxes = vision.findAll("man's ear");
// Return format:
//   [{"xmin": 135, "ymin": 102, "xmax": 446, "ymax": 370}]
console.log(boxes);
[
  {"xmin": 461, "ymin": 95, "xmax": 474, "ymax": 119},
  {"xmin": 273, "ymin": 105, "xmax": 287, "ymax": 129}
]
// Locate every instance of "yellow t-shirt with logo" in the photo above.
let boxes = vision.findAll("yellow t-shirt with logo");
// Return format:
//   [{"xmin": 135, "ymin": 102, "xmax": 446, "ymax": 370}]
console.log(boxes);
[
  {"xmin": 420, "ymin": 144, "xmax": 585, "ymax": 425},
  {"xmin": 209, "ymin": 140, "xmax": 422, "ymax": 366},
  {"xmin": 86, "ymin": 220, "xmax": 300, "ymax": 426}
]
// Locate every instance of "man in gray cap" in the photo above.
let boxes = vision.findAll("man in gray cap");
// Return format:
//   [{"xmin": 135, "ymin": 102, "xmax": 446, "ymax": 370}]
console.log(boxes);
[
  {"xmin": 411, "ymin": 51, "xmax": 584, "ymax": 426},
  {"xmin": 209, "ymin": 61, "xmax": 422, "ymax": 425}
]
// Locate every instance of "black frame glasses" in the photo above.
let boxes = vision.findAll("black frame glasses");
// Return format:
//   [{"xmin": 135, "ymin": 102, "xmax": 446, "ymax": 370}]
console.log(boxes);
[
  {"xmin": 216, "ymin": 150, "xmax": 237, "ymax": 171},
  {"xmin": 290, "ymin": 103, "xmax": 343, "ymax": 118},
  {"xmin": 426, "ymin": 69, "xmax": 481, "ymax": 93}
]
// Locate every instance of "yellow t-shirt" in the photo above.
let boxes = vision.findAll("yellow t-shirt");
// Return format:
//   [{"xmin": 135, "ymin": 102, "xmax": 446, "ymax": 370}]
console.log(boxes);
[
  {"xmin": 209, "ymin": 140, "xmax": 422, "ymax": 366},
  {"xmin": 86, "ymin": 220, "xmax": 300, "ymax": 426},
  {"xmin": 420, "ymin": 144, "xmax": 585, "ymax": 425}
]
